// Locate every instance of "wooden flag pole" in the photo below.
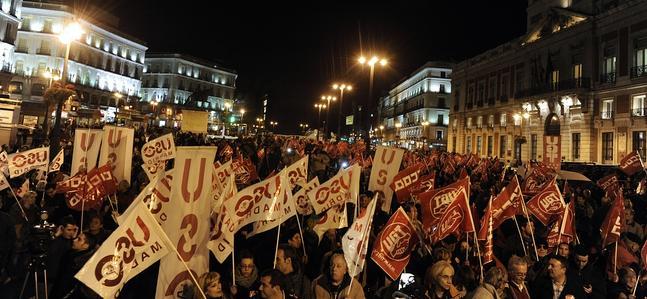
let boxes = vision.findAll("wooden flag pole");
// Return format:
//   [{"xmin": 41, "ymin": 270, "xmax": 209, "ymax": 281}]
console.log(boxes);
[
  {"xmin": 520, "ymin": 198, "xmax": 540, "ymax": 261},
  {"xmin": 614, "ymin": 241, "xmax": 619, "ymax": 276},
  {"xmin": 294, "ymin": 213, "xmax": 308, "ymax": 257},
  {"xmin": 472, "ymin": 229, "xmax": 484, "ymax": 283},
  {"xmin": 8, "ymin": 185, "xmax": 28, "ymax": 222},
  {"xmin": 231, "ymin": 238, "xmax": 236, "ymax": 286},
  {"xmin": 273, "ymin": 217, "xmax": 282, "ymax": 269},
  {"xmin": 513, "ymin": 216, "xmax": 528, "ymax": 257},
  {"xmin": 633, "ymin": 269, "xmax": 642, "ymax": 296}
]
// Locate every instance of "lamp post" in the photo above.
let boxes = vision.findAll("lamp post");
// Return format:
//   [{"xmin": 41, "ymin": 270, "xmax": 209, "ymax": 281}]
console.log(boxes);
[
  {"xmin": 513, "ymin": 112, "xmax": 530, "ymax": 164},
  {"xmin": 150, "ymin": 100, "xmax": 158, "ymax": 126},
  {"xmin": 332, "ymin": 83, "xmax": 352, "ymax": 138},
  {"xmin": 321, "ymin": 95, "xmax": 336, "ymax": 139},
  {"xmin": 314, "ymin": 103, "xmax": 326, "ymax": 140},
  {"xmin": 270, "ymin": 121, "xmax": 278, "ymax": 132},
  {"xmin": 358, "ymin": 55, "xmax": 387, "ymax": 149},
  {"xmin": 43, "ymin": 71, "xmax": 60, "ymax": 88}
]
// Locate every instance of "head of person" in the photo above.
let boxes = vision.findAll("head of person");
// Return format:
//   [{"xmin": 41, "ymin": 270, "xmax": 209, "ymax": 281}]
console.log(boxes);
[
  {"xmin": 60, "ymin": 215, "xmax": 78, "ymax": 239},
  {"xmin": 507, "ymin": 255, "xmax": 528, "ymax": 285},
  {"xmin": 619, "ymin": 267, "xmax": 637, "ymax": 290},
  {"xmin": 483, "ymin": 267, "xmax": 508, "ymax": 293},
  {"xmin": 45, "ymin": 183, "xmax": 57, "ymax": 198},
  {"xmin": 88, "ymin": 214, "xmax": 103, "ymax": 234},
  {"xmin": 284, "ymin": 229, "xmax": 302, "ymax": 250},
  {"xmin": 259, "ymin": 269, "xmax": 285, "ymax": 299},
  {"xmin": 623, "ymin": 233, "xmax": 642, "ymax": 253},
  {"xmin": 328, "ymin": 252, "xmax": 348, "ymax": 285},
  {"xmin": 238, "ymin": 249, "xmax": 256, "ymax": 278},
  {"xmin": 276, "ymin": 244, "xmax": 299, "ymax": 275},
  {"xmin": 536, "ymin": 239, "xmax": 549, "ymax": 258},
  {"xmin": 21, "ymin": 190, "xmax": 37, "ymax": 209},
  {"xmin": 195, "ymin": 272, "xmax": 224, "ymax": 299},
  {"xmin": 425, "ymin": 260, "xmax": 455, "ymax": 292},
  {"xmin": 573, "ymin": 244, "xmax": 589, "ymax": 270},
  {"xmin": 625, "ymin": 208, "xmax": 636, "ymax": 224},
  {"xmin": 557, "ymin": 242, "xmax": 570, "ymax": 258},
  {"xmin": 547, "ymin": 255, "xmax": 568, "ymax": 282},
  {"xmin": 71, "ymin": 233, "xmax": 94, "ymax": 251},
  {"xmin": 433, "ymin": 247, "xmax": 451, "ymax": 262}
]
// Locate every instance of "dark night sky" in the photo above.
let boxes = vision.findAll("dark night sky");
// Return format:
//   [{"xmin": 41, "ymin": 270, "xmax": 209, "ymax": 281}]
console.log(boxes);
[{"xmin": 102, "ymin": 1, "xmax": 528, "ymax": 134}]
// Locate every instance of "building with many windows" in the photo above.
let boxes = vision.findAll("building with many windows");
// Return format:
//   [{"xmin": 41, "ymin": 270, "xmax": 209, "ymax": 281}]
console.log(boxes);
[
  {"xmin": 141, "ymin": 53, "xmax": 237, "ymax": 129},
  {"xmin": 377, "ymin": 61, "xmax": 452, "ymax": 149},
  {"xmin": 449, "ymin": 0, "xmax": 647, "ymax": 165}
]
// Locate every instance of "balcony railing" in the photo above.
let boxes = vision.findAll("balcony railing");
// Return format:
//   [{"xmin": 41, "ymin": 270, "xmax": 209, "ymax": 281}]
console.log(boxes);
[
  {"xmin": 633, "ymin": 108, "xmax": 647, "ymax": 117},
  {"xmin": 631, "ymin": 65, "xmax": 647, "ymax": 79},
  {"xmin": 499, "ymin": 95, "xmax": 509, "ymax": 102},
  {"xmin": 600, "ymin": 72, "xmax": 616, "ymax": 84},
  {"xmin": 601, "ymin": 111, "xmax": 613, "ymax": 119},
  {"xmin": 514, "ymin": 77, "xmax": 591, "ymax": 98}
]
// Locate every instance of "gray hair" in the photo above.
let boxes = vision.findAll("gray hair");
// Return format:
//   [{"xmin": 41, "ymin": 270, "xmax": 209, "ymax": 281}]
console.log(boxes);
[{"xmin": 507, "ymin": 255, "xmax": 528, "ymax": 271}]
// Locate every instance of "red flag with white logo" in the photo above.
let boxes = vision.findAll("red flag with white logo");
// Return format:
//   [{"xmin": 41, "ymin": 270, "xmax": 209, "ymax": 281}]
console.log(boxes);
[
  {"xmin": 525, "ymin": 180, "xmax": 565, "ymax": 226},
  {"xmin": 389, "ymin": 163, "xmax": 425, "ymax": 203},
  {"xmin": 547, "ymin": 200, "xmax": 576, "ymax": 248},
  {"xmin": 489, "ymin": 176, "xmax": 524, "ymax": 229},
  {"xmin": 410, "ymin": 173, "xmax": 435, "ymax": 197},
  {"xmin": 619, "ymin": 150, "xmax": 644, "ymax": 176},
  {"xmin": 370, "ymin": 207, "xmax": 419, "ymax": 280},
  {"xmin": 419, "ymin": 177, "xmax": 470, "ymax": 235},
  {"xmin": 597, "ymin": 174, "xmax": 620, "ymax": 193},
  {"xmin": 477, "ymin": 197, "xmax": 494, "ymax": 264},
  {"xmin": 641, "ymin": 240, "xmax": 647, "ymax": 270},
  {"xmin": 429, "ymin": 184, "xmax": 474, "ymax": 244},
  {"xmin": 600, "ymin": 192, "xmax": 625, "ymax": 247}
]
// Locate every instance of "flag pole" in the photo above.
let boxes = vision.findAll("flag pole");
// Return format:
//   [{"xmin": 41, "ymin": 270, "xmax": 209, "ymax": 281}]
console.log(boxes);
[
  {"xmin": 273, "ymin": 217, "xmax": 282, "ymax": 269},
  {"xmin": 614, "ymin": 241, "xmax": 619, "ymax": 276},
  {"xmin": 633, "ymin": 269, "xmax": 642, "ymax": 296},
  {"xmin": 231, "ymin": 238, "xmax": 236, "ymax": 286},
  {"xmin": 520, "ymin": 198, "xmax": 539, "ymax": 261},
  {"xmin": 8, "ymin": 184, "xmax": 28, "ymax": 222},
  {"xmin": 295, "ymin": 213, "xmax": 308, "ymax": 257},
  {"xmin": 513, "ymin": 216, "xmax": 528, "ymax": 257}
]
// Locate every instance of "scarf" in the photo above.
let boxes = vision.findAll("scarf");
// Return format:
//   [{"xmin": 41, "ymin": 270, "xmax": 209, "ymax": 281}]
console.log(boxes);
[{"xmin": 235, "ymin": 265, "xmax": 259, "ymax": 288}]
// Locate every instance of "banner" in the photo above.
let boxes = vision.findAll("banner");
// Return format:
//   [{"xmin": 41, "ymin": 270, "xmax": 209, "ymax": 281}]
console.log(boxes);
[
  {"xmin": 489, "ymin": 176, "xmax": 524, "ymax": 229},
  {"xmin": 8, "ymin": 147, "xmax": 49, "ymax": 178},
  {"xmin": 99, "ymin": 126, "xmax": 134, "ymax": 184},
  {"xmin": 76, "ymin": 203, "xmax": 171, "ymax": 298},
  {"xmin": 181, "ymin": 110, "xmax": 209, "ymax": 133},
  {"xmin": 141, "ymin": 133, "xmax": 176, "ymax": 180},
  {"xmin": 526, "ymin": 182, "xmax": 565, "ymax": 226},
  {"xmin": 597, "ymin": 174, "xmax": 620, "ymax": 193},
  {"xmin": 285, "ymin": 155, "xmax": 309, "ymax": 189},
  {"xmin": 156, "ymin": 147, "xmax": 216, "ymax": 298},
  {"xmin": 370, "ymin": 207, "xmax": 419, "ymax": 280},
  {"xmin": 543, "ymin": 135, "xmax": 561, "ymax": 170},
  {"xmin": 313, "ymin": 203, "xmax": 348, "ymax": 241},
  {"xmin": 295, "ymin": 177, "xmax": 318, "ymax": 215},
  {"xmin": 389, "ymin": 163, "xmax": 424, "ymax": 203},
  {"xmin": 419, "ymin": 177, "xmax": 470, "ymax": 234},
  {"xmin": 342, "ymin": 197, "xmax": 377, "ymax": 277},
  {"xmin": 619, "ymin": 150, "xmax": 644, "ymax": 176},
  {"xmin": 71, "ymin": 129, "xmax": 103, "ymax": 176},
  {"xmin": 369, "ymin": 146, "xmax": 405, "ymax": 212},
  {"xmin": 248, "ymin": 181, "xmax": 296, "ymax": 238},
  {"xmin": 118, "ymin": 170, "xmax": 174, "ymax": 226},
  {"xmin": 308, "ymin": 164, "xmax": 360, "ymax": 214},
  {"xmin": 601, "ymin": 193, "xmax": 625, "ymax": 247}
]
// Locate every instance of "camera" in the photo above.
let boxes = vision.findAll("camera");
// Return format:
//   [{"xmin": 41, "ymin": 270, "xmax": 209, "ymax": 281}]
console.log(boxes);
[{"xmin": 29, "ymin": 210, "xmax": 57, "ymax": 254}]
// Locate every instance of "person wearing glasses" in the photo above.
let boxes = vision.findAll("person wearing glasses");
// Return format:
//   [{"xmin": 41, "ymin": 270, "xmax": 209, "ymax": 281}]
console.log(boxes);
[
  {"xmin": 506, "ymin": 255, "xmax": 530, "ymax": 299},
  {"xmin": 233, "ymin": 249, "xmax": 261, "ymax": 299}
]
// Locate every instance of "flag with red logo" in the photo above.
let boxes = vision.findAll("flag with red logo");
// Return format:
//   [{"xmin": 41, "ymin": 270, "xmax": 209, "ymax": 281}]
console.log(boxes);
[
  {"xmin": 477, "ymin": 197, "xmax": 494, "ymax": 264},
  {"xmin": 232, "ymin": 156, "xmax": 259, "ymax": 185},
  {"xmin": 117, "ymin": 170, "xmax": 174, "ymax": 226},
  {"xmin": 489, "ymin": 176, "xmax": 524, "ymax": 229},
  {"xmin": 547, "ymin": 200, "xmax": 576, "ymax": 248},
  {"xmin": 600, "ymin": 192, "xmax": 625, "ymax": 247},
  {"xmin": 220, "ymin": 144, "xmax": 234, "ymax": 161},
  {"xmin": 156, "ymin": 147, "xmax": 216, "ymax": 299},
  {"xmin": 71, "ymin": 129, "xmax": 102, "ymax": 176},
  {"xmin": 141, "ymin": 133, "xmax": 175, "ymax": 180},
  {"xmin": 342, "ymin": 196, "xmax": 377, "ymax": 277},
  {"xmin": 295, "ymin": 177, "xmax": 319, "ymax": 215},
  {"xmin": 49, "ymin": 149, "xmax": 64, "ymax": 172},
  {"xmin": 8, "ymin": 147, "xmax": 50, "ymax": 178},
  {"xmin": 389, "ymin": 163, "xmax": 425, "ymax": 203},
  {"xmin": 619, "ymin": 150, "xmax": 644, "ymax": 176},
  {"xmin": 597, "ymin": 174, "xmax": 620, "ymax": 193},
  {"xmin": 419, "ymin": 177, "xmax": 470, "ymax": 234},
  {"xmin": 370, "ymin": 207, "xmax": 419, "ymax": 280},
  {"xmin": 285, "ymin": 155, "xmax": 309, "ymax": 189},
  {"xmin": 99, "ymin": 126, "xmax": 134, "ymax": 184},
  {"xmin": 526, "ymin": 181, "xmax": 565, "ymax": 226},
  {"xmin": 15, "ymin": 179, "xmax": 29, "ymax": 198},
  {"xmin": 313, "ymin": 203, "xmax": 348, "ymax": 241},
  {"xmin": 308, "ymin": 164, "xmax": 360, "ymax": 214},
  {"xmin": 369, "ymin": 146, "xmax": 405, "ymax": 212},
  {"xmin": 0, "ymin": 174, "xmax": 10, "ymax": 191},
  {"xmin": 76, "ymin": 202, "xmax": 172, "ymax": 298},
  {"xmin": 247, "ymin": 177, "xmax": 296, "ymax": 238}
]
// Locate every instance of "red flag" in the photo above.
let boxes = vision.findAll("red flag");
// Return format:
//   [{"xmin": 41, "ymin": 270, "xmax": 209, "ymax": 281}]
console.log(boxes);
[
  {"xmin": 525, "ymin": 181, "xmax": 565, "ymax": 226},
  {"xmin": 547, "ymin": 200, "xmax": 576, "ymax": 248},
  {"xmin": 389, "ymin": 163, "xmax": 425, "ymax": 203},
  {"xmin": 459, "ymin": 168, "xmax": 468, "ymax": 180},
  {"xmin": 478, "ymin": 197, "xmax": 494, "ymax": 264},
  {"xmin": 521, "ymin": 168, "xmax": 556, "ymax": 196},
  {"xmin": 371, "ymin": 207, "xmax": 420, "ymax": 280},
  {"xmin": 410, "ymin": 173, "xmax": 435, "ymax": 196},
  {"xmin": 489, "ymin": 176, "xmax": 524, "ymax": 229},
  {"xmin": 442, "ymin": 157, "xmax": 456, "ymax": 174},
  {"xmin": 563, "ymin": 180, "xmax": 571, "ymax": 197},
  {"xmin": 232, "ymin": 156, "xmax": 259, "ymax": 185},
  {"xmin": 600, "ymin": 192, "xmax": 625, "ymax": 247},
  {"xmin": 619, "ymin": 150, "xmax": 644, "ymax": 176},
  {"xmin": 429, "ymin": 183, "xmax": 474, "ymax": 244},
  {"xmin": 597, "ymin": 174, "xmax": 620, "ymax": 193},
  {"xmin": 641, "ymin": 240, "xmax": 647, "ymax": 270},
  {"xmin": 419, "ymin": 177, "xmax": 470, "ymax": 234}
]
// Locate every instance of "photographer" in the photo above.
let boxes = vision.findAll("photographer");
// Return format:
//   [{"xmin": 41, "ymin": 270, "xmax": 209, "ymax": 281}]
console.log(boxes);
[
  {"xmin": 50, "ymin": 233, "xmax": 98, "ymax": 298},
  {"xmin": 46, "ymin": 215, "xmax": 78, "ymax": 290}
]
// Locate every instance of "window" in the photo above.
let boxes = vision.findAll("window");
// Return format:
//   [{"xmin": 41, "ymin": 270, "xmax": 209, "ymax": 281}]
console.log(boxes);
[
  {"xmin": 603, "ymin": 132, "xmax": 614, "ymax": 161},
  {"xmin": 440, "ymin": 71, "xmax": 446, "ymax": 78},
  {"xmin": 452, "ymin": 119, "xmax": 457, "ymax": 128},
  {"xmin": 500, "ymin": 113, "xmax": 507, "ymax": 127},
  {"xmin": 634, "ymin": 39, "xmax": 647, "ymax": 78},
  {"xmin": 633, "ymin": 131, "xmax": 646, "ymax": 160},
  {"xmin": 551, "ymin": 70, "xmax": 560, "ymax": 89},
  {"xmin": 500, "ymin": 135, "xmax": 508, "ymax": 157},
  {"xmin": 500, "ymin": 75, "xmax": 509, "ymax": 100},
  {"xmin": 601, "ymin": 98, "xmax": 614, "ymax": 119},
  {"xmin": 477, "ymin": 116, "xmax": 483, "ymax": 128},
  {"xmin": 487, "ymin": 136, "xmax": 493, "ymax": 156},
  {"xmin": 467, "ymin": 117, "xmax": 472, "ymax": 129},
  {"xmin": 488, "ymin": 115, "xmax": 494, "ymax": 127},
  {"xmin": 466, "ymin": 136, "xmax": 472, "ymax": 153},
  {"xmin": 514, "ymin": 115, "xmax": 522, "ymax": 126},
  {"xmin": 632, "ymin": 95, "xmax": 646, "ymax": 116},
  {"xmin": 515, "ymin": 68, "xmax": 525, "ymax": 92},
  {"xmin": 452, "ymin": 136, "xmax": 456, "ymax": 152},
  {"xmin": 572, "ymin": 133, "xmax": 580, "ymax": 160},
  {"xmin": 604, "ymin": 46, "xmax": 617, "ymax": 76},
  {"xmin": 477, "ymin": 136, "xmax": 482, "ymax": 155},
  {"xmin": 436, "ymin": 130, "xmax": 443, "ymax": 140},
  {"xmin": 531, "ymin": 134, "xmax": 538, "ymax": 160},
  {"xmin": 573, "ymin": 63, "xmax": 582, "ymax": 81}
]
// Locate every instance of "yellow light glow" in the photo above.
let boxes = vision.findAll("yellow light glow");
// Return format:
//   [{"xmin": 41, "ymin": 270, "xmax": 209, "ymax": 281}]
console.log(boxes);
[
  {"xmin": 358, "ymin": 56, "xmax": 366, "ymax": 64},
  {"xmin": 332, "ymin": 84, "xmax": 339, "ymax": 89},
  {"xmin": 59, "ymin": 22, "xmax": 84, "ymax": 44},
  {"xmin": 380, "ymin": 59, "xmax": 388, "ymax": 66}
]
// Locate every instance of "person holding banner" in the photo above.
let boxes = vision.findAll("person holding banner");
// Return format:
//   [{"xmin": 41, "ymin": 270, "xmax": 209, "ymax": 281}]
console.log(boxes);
[
  {"xmin": 312, "ymin": 251, "xmax": 365, "ymax": 299},
  {"xmin": 191, "ymin": 272, "xmax": 233, "ymax": 299}
]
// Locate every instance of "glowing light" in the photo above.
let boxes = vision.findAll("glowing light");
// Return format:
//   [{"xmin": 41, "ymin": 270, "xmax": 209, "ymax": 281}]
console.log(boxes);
[
  {"xmin": 358, "ymin": 56, "xmax": 366, "ymax": 64},
  {"xmin": 380, "ymin": 59, "xmax": 388, "ymax": 66},
  {"xmin": 59, "ymin": 22, "xmax": 84, "ymax": 44}
]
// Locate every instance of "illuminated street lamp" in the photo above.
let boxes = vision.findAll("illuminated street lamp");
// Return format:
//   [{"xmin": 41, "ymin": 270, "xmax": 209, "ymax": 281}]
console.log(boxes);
[
  {"xmin": 332, "ymin": 83, "xmax": 352, "ymax": 137},
  {"xmin": 315, "ymin": 103, "xmax": 326, "ymax": 140},
  {"xmin": 43, "ymin": 71, "xmax": 60, "ymax": 87},
  {"xmin": 321, "ymin": 95, "xmax": 336, "ymax": 139},
  {"xmin": 269, "ymin": 121, "xmax": 278, "ymax": 131},
  {"xmin": 358, "ymin": 54, "xmax": 388, "ymax": 147}
]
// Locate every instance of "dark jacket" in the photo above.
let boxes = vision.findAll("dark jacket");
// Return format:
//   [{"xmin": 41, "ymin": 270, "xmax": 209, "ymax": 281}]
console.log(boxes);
[
  {"xmin": 567, "ymin": 263, "xmax": 606, "ymax": 299},
  {"xmin": 532, "ymin": 275, "xmax": 586, "ymax": 299},
  {"xmin": 285, "ymin": 270, "xmax": 313, "ymax": 299}
]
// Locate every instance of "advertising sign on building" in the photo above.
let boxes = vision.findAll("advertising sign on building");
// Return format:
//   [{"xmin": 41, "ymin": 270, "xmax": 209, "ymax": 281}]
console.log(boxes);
[
  {"xmin": 346, "ymin": 115, "xmax": 354, "ymax": 125},
  {"xmin": 543, "ymin": 135, "xmax": 561, "ymax": 170}
]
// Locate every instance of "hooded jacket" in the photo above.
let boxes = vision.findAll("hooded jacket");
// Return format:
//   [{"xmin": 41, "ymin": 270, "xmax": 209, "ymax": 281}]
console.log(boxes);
[{"xmin": 312, "ymin": 273, "xmax": 364, "ymax": 299}]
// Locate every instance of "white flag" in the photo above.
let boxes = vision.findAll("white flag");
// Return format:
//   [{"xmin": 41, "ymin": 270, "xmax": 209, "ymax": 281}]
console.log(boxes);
[
  {"xmin": 141, "ymin": 133, "xmax": 175, "ymax": 180},
  {"xmin": 8, "ymin": 147, "xmax": 49, "ymax": 178},
  {"xmin": 295, "ymin": 177, "xmax": 319, "ymax": 215},
  {"xmin": 0, "ymin": 174, "xmax": 10, "ymax": 191},
  {"xmin": 0, "ymin": 151, "xmax": 8, "ymax": 176},
  {"xmin": 369, "ymin": 146, "xmax": 404, "ymax": 212},
  {"xmin": 247, "ymin": 180, "xmax": 296, "ymax": 238},
  {"xmin": 343, "ymin": 197, "xmax": 377, "ymax": 277},
  {"xmin": 285, "ymin": 155, "xmax": 308, "ymax": 189},
  {"xmin": 118, "ymin": 169, "xmax": 174, "ymax": 226},
  {"xmin": 99, "ymin": 126, "xmax": 134, "ymax": 184},
  {"xmin": 314, "ymin": 204, "xmax": 348, "ymax": 241},
  {"xmin": 71, "ymin": 129, "xmax": 102, "ymax": 176},
  {"xmin": 308, "ymin": 164, "xmax": 360, "ymax": 214},
  {"xmin": 49, "ymin": 149, "xmax": 64, "ymax": 172},
  {"xmin": 75, "ymin": 203, "xmax": 171, "ymax": 298}
]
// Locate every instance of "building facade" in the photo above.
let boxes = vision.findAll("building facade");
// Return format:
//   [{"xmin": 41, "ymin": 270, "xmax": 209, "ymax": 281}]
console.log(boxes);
[
  {"xmin": 377, "ymin": 61, "xmax": 452, "ymax": 150},
  {"xmin": 141, "ymin": 53, "xmax": 237, "ymax": 130},
  {"xmin": 449, "ymin": 0, "xmax": 647, "ymax": 165}
]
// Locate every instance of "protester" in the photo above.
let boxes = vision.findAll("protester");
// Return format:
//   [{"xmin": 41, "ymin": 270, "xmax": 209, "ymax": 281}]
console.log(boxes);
[
  {"xmin": 467, "ymin": 266, "xmax": 507, "ymax": 299},
  {"xmin": 568, "ymin": 244, "xmax": 606, "ymax": 299},
  {"xmin": 259, "ymin": 269, "xmax": 287, "ymax": 299},
  {"xmin": 275, "ymin": 244, "xmax": 312, "ymax": 299},
  {"xmin": 424, "ymin": 260, "xmax": 460, "ymax": 299},
  {"xmin": 532, "ymin": 255, "xmax": 585, "ymax": 298},
  {"xmin": 192, "ymin": 271, "xmax": 233, "ymax": 299},
  {"xmin": 233, "ymin": 249, "xmax": 260, "ymax": 299},
  {"xmin": 506, "ymin": 255, "xmax": 531, "ymax": 299},
  {"xmin": 312, "ymin": 251, "xmax": 365, "ymax": 299}
]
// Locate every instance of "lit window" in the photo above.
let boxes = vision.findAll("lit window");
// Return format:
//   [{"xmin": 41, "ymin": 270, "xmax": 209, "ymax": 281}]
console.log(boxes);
[
  {"xmin": 477, "ymin": 116, "xmax": 483, "ymax": 128},
  {"xmin": 500, "ymin": 113, "xmax": 507, "ymax": 127},
  {"xmin": 632, "ymin": 95, "xmax": 646, "ymax": 116}
]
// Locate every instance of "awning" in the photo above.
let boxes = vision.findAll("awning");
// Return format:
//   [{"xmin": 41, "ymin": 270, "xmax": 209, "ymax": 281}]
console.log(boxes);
[{"xmin": 557, "ymin": 170, "xmax": 591, "ymax": 182}]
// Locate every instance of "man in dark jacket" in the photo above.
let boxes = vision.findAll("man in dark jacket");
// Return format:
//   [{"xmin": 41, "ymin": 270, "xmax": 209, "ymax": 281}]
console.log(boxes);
[
  {"xmin": 275, "ymin": 244, "xmax": 312, "ymax": 299},
  {"xmin": 567, "ymin": 245, "xmax": 606, "ymax": 299},
  {"xmin": 532, "ymin": 255, "xmax": 585, "ymax": 299}
]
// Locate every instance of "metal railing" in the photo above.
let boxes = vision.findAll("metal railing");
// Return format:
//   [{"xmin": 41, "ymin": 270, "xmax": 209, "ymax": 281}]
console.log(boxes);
[
  {"xmin": 631, "ymin": 65, "xmax": 647, "ymax": 79},
  {"xmin": 514, "ymin": 77, "xmax": 591, "ymax": 98},
  {"xmin": 600, "ymin": 72, "xmax": 616, "ymax": 84},
  {"xmin": 632, "ymin": 108, "xmax": 647, "ymax": 117},
  {"xmin": 600, "ymin": 111, "xmax": 613, "ymax": 119}
]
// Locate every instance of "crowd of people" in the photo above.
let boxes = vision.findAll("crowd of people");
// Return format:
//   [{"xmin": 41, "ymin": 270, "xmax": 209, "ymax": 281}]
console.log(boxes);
[{"xmin": 0, "ymin": 124, "xmax": 647, "ymax": 299}]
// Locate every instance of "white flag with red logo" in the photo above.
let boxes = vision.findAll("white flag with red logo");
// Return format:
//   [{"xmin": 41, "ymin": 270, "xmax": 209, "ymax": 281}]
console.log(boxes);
[
  {"xmin": 248, "ymin": 178, "xmax": 296, "ymax": 238},
  {"xmin": 0, "ymin": 151, "xmax": 8, "ymax": 175},
  {"xmin": 489, "ymin": 176, "xmax": 524, "ymax": 229},
  {"xmin": 389, "ymin": 163, "xmax": 425, "ymax": 204},
  {"xmin": 207, "ymin": 174, "xmax": 240, "ymax": 264},
  {"xmin": 526, "ymin": 180, "xmax": 565, "ymax": 226},
  {"xmin": 313, "ymin": 204, "xmax": 348, "ymax": 241},
  {"xmin": 342, "ymin": 197, "xmax": 377, "ymax": 277},
  {"xmin": 547, "ymin": 200, "xmax": 576, "ymax": 248},
  {"xmin": 8, "ymin": 147, "xmax": 49, "ymax": 178},
  {"xmin": 369, "ymin": 146, "xmax": 405, "ymax": 212},
  {"xmin": 118, "ymin": 170, "xmax": 174, "ymax": 226},
  {"xmin": 15, "ymin": 179, "xmax": 29, "ymax": 198},
  {"xmin": 619, "ymin": 150, "xmax": 644, "ymax": 176},
  {"xmin": 0, "ymin": 174, "xmax": 9, "ymax": 191},
  {"xmin": 295, "ymin": 177, "xmax": 319, "ymax": 215},
  {"xmin": 308, "ymin": 164, "xmax": 360, "ymax": 214},
  {"xmin": 370, "ymin": 207, "xmax": 419, "ymax": 280},
  {"xmin": 141, "ymin": 133, "xmax": 176, "ymax": 180},
  {"xmin": 285, "ymin": 155, "xmax": 309, "ymax": 189},
  {"xmin": 478, "ymin": 197, "xmax": 495, "ymax": 264},
  {"xmin": 71, "ymin": 129, "xmax": 102, "ymax": 176},
  {"xmin": 419, "ymin": 177, "xmax": 470, "ymax": 235},
  {"xmin": 49, "ymin": 149, "xmax": 64, "ymax": 172},
  {"xmin": 76, "ymin": 202, "xmax": 171, "ymax": 298},
  {"xmin": 601, "ymin": 192, "xmax": 625, "ymax": 247},
  {"xmin": 99, "ymin": 126, "xmax": 134, "ymax": 184},
  {"xmin": 156, "ymin": 147, "xmax": 216, "ymax": 299}
]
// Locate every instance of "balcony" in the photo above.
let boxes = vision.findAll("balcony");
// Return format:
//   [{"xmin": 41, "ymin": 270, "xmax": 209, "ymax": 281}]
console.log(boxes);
[
  {"xmin": 514, "ymin": 77, "xmax": 591, "ymax": 98},
  {"xmin": 631, "ymin": 65, "xmax": 647, "ymax": 79},
  {"xmin": 600, "ymin": 72, "xmax": 616, "ymax": 84},
  {"xmin": 600, "ymin": 111, "xmax": 613, "ymax": 119},
  {"xmin": 15, "ymin": 46, "xmax": 27, "ymax": 53},
  {"xmin": 36, "ymin": 48, "xmax": 50, "ymax": 56},
  {"xmin": 499, "ymin": 95, "xmax": 509, "ymax": 103},
  {"xmin": 633, "ymin": 108, "xmax": 647, "ymax": 117}
]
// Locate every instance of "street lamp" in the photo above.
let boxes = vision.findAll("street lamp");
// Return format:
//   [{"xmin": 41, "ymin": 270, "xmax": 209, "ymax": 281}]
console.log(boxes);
[
  {"xmin": 321, "ymin": 95, "xmax": 336, "ymax": 139},
  {"xmin": 150, "ymin": 101, "xmax": 158, "ymax": 125},
  {"xmin": 314, "ymin": 103, "xmax": 326, "ymax": 140},
  {"xmin": 43, "ymin": 71, "xmax": 60, "ymax": 88},
  {"xmin": 332, "ymin": 83, "xmax": 352, "ymax": 138},
  {"xmin": 358, "ymin": 55, "xmax": 388, "ymax": 148},
  {"xmin": 269, "ymin": 121, "xmax": 278, "ymax": 132}
]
